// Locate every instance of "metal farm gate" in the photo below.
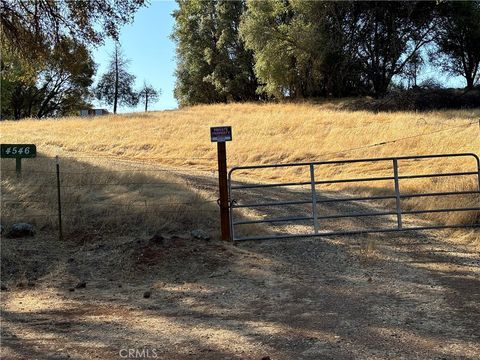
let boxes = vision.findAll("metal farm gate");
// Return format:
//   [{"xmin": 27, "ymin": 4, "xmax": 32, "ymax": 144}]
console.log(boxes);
[{"xmin": 228, "ymin": 153, "xmax": 480, "ymax": 241}]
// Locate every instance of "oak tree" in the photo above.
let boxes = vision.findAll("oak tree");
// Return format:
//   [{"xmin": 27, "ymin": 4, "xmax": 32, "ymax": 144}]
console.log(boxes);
[
  {"xmin": 0, "ymin": 0, "xmax": 147, "ymax": 59},
  {"xmin": 434, "ymin": 1, "xmax": 480, "ymax": 89}
]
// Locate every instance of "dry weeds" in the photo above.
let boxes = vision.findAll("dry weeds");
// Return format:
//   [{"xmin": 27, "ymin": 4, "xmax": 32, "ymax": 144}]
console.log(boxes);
[
  {"xmin": 0, "ymin": 102, "xmax": 478, "ymax": 244},
  {"xmin": 0, "ymin": 157, "xmax": 219, "ymax": 238}
]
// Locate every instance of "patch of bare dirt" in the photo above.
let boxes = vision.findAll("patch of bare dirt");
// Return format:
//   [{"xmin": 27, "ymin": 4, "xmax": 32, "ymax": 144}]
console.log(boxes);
[{"xmin": 1, "ymin": 165, "xmax": 479, "ymax": 359}]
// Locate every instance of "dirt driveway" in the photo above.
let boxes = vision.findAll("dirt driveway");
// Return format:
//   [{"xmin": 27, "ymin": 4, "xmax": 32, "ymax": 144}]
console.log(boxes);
[{"xmin": 1, "ymin": 164, "xmax": 479, "ymax": 359}]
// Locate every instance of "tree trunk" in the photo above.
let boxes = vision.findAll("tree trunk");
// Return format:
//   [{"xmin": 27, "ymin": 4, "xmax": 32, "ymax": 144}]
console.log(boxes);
[
  {"xmin": 372, "ymin": 73, "xmax": 390, "ymax": 97},
  {"xmin": 466, "ymin": 74, "xmax": 474, "ymax": 89},
  {"xmin": 145, "ymin": 93, "xmax": 148, "ymax": 112},
  {"xmin": 114, "ymin": 45, "xmax": 119, "ymax": 114}
]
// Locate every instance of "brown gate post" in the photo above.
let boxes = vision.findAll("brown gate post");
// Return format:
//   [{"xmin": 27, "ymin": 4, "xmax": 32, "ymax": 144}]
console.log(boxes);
[
  {"xmin": 217, "ymin": 141, "xmax": 231, "ymax": 241},
  {"xmin": 211, "ymin": 126, "xmax": 232, "ymax": 241}
]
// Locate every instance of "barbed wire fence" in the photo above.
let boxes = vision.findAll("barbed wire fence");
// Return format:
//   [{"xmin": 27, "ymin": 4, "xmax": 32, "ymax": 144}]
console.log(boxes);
[
  {"xmin": 1, "ymin": 119, "xmax": 478, "ymax": 240},
  {"xmin": 1, "ymin": 155, "xmax": 222, "ymax": 240}
]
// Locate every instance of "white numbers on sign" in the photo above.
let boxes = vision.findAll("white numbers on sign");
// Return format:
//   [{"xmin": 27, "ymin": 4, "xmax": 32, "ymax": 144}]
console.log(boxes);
[{"xmin": 3, "ymin": 146, "xmax": 31, "ymax": 155}]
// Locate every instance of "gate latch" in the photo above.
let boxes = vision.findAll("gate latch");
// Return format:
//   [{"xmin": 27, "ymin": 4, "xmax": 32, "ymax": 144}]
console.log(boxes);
[{"xmin": 217, "ymin": 198, "xmax": 237, "ymax": 207}]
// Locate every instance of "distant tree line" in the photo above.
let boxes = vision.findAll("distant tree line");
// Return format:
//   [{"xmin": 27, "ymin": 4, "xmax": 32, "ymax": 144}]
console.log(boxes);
[
  {"xmin": 0, "ymin": 0, "xmax": 159, "ymax": 119},
  {"xmin": 173, "ymin": 0, "xmax": 480, "ymax": 106}
]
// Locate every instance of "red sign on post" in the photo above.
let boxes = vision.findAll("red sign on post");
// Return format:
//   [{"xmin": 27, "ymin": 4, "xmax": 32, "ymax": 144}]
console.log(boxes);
[{"xmin": 210, "ymin": 126, "xmax": 232, "ymax": 142}]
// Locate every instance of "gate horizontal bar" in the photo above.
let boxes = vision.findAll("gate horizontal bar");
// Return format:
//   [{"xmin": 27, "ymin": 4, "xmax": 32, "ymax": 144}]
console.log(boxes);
[
  {"xmin": 318, "ymin": 194, "xmax": 397, "ymax": 203},
  {"xmin": 233, "ymin": 215, "xmax": 313, "ymax": 226},
  {"xmin": 229, "ymin": 153, "xmax": 479, "ymax": 174},
  {"xmin": 232, "ymin": 190, "xmax": 480, "ymax": 208},
  {"xmin": 403, "ymin": 207, "xmax": 480, "ymax": 215},
  {"xmin": 232, "ymin": 171, "xmax": 479, "ymax": 190},
  {"xmin": 232, "ymin": 176, "xmax": 395, "ymax": 189},
  {"xmin": 318, "ymin": 176, "xmax": 394, "ymax": 185},
  {"xmin": 317, "ymin": 211, "xmax": 397, "ymax": 220},
  {"xmin": 233, "ymin": 224, "xmax": 480, "ymax": 241},
  {"xmin": 231, "ymin": 181, "xmax": 311, "ymax": 189},
  {"xmin": 232, "ymin": 199, "xmax": 312, "ymax": 208},
  {"xmin": 317, "ymin": 171, "xmax": 477, "ymax": 185},
  {"xmin": 232, "ymin": 171, "xmax": 478, "ymax": 189},
  {"xmin": 234, "ymin": 207, "xmax": 480, "ymax": 225},
  {"xmin": 399, "ymin": 171, "xmax": 478, "ymax": 180},
  {"xmin": 400, "ymin": 190, "xmax": 480, "ymax": 198}
]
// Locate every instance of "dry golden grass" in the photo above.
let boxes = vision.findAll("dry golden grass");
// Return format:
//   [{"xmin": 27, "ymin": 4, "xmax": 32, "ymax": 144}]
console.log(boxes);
[
  {"xmin": 0, "ymin": 157, "xmax": 219, "ymax": 238},
  {"xmin": 1, "ymin": 101, "xmax": 479, "ymax": 244}
]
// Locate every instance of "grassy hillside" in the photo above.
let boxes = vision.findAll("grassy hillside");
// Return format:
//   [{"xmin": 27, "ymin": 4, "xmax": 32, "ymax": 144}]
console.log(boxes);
[
  {"xmin": 1, "ymin": 102, "xmax": 479, "ymax": 244},
  {"xmin": 1, "ymin": 102, "xmax": 478, "ymax": 166}
]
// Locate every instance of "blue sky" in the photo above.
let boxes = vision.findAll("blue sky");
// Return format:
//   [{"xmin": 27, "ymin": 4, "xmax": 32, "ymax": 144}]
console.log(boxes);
[
  {"xmin": 91, "ymin": 0, "xmax": 465, "ymax": 113},
  {"xmin": 92, "ymin": 0, "xmax": 179, "ymax": 113}
]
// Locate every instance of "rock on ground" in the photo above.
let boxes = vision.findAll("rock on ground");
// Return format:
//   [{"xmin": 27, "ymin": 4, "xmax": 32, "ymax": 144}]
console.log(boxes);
[{"xmin": 7, "ymin": 223, "xmax": 35, "ymax": 238}]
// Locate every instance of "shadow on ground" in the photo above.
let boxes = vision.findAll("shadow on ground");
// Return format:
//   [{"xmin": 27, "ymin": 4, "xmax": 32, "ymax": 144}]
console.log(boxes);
[{"xmin": 1, "ymin": 156, "xmax": 479, "ymax": 359}]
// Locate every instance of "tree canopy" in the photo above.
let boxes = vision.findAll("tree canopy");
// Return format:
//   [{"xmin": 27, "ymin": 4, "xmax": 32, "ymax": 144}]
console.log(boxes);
[
  {"xmin": 0, "ymin": 0, "xmax": 146, "ymax": 119},
  {"xmin": 173, "ymin": 0, "xmax": 480, "ymax": 103},
  {"xmin": 0, "ymin": 0, "xmax": 147, "ymax": 59},
  {"xmin": 434, "ymin": 1, "xmax": 480, "ymax": 89},
  {"xmin": 172, "ymin": 0, "xmax": 259, "ymax": 106},
  {"xmin": 1, "ymin": 37, "xmax": 95, "ymax": 119}
]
